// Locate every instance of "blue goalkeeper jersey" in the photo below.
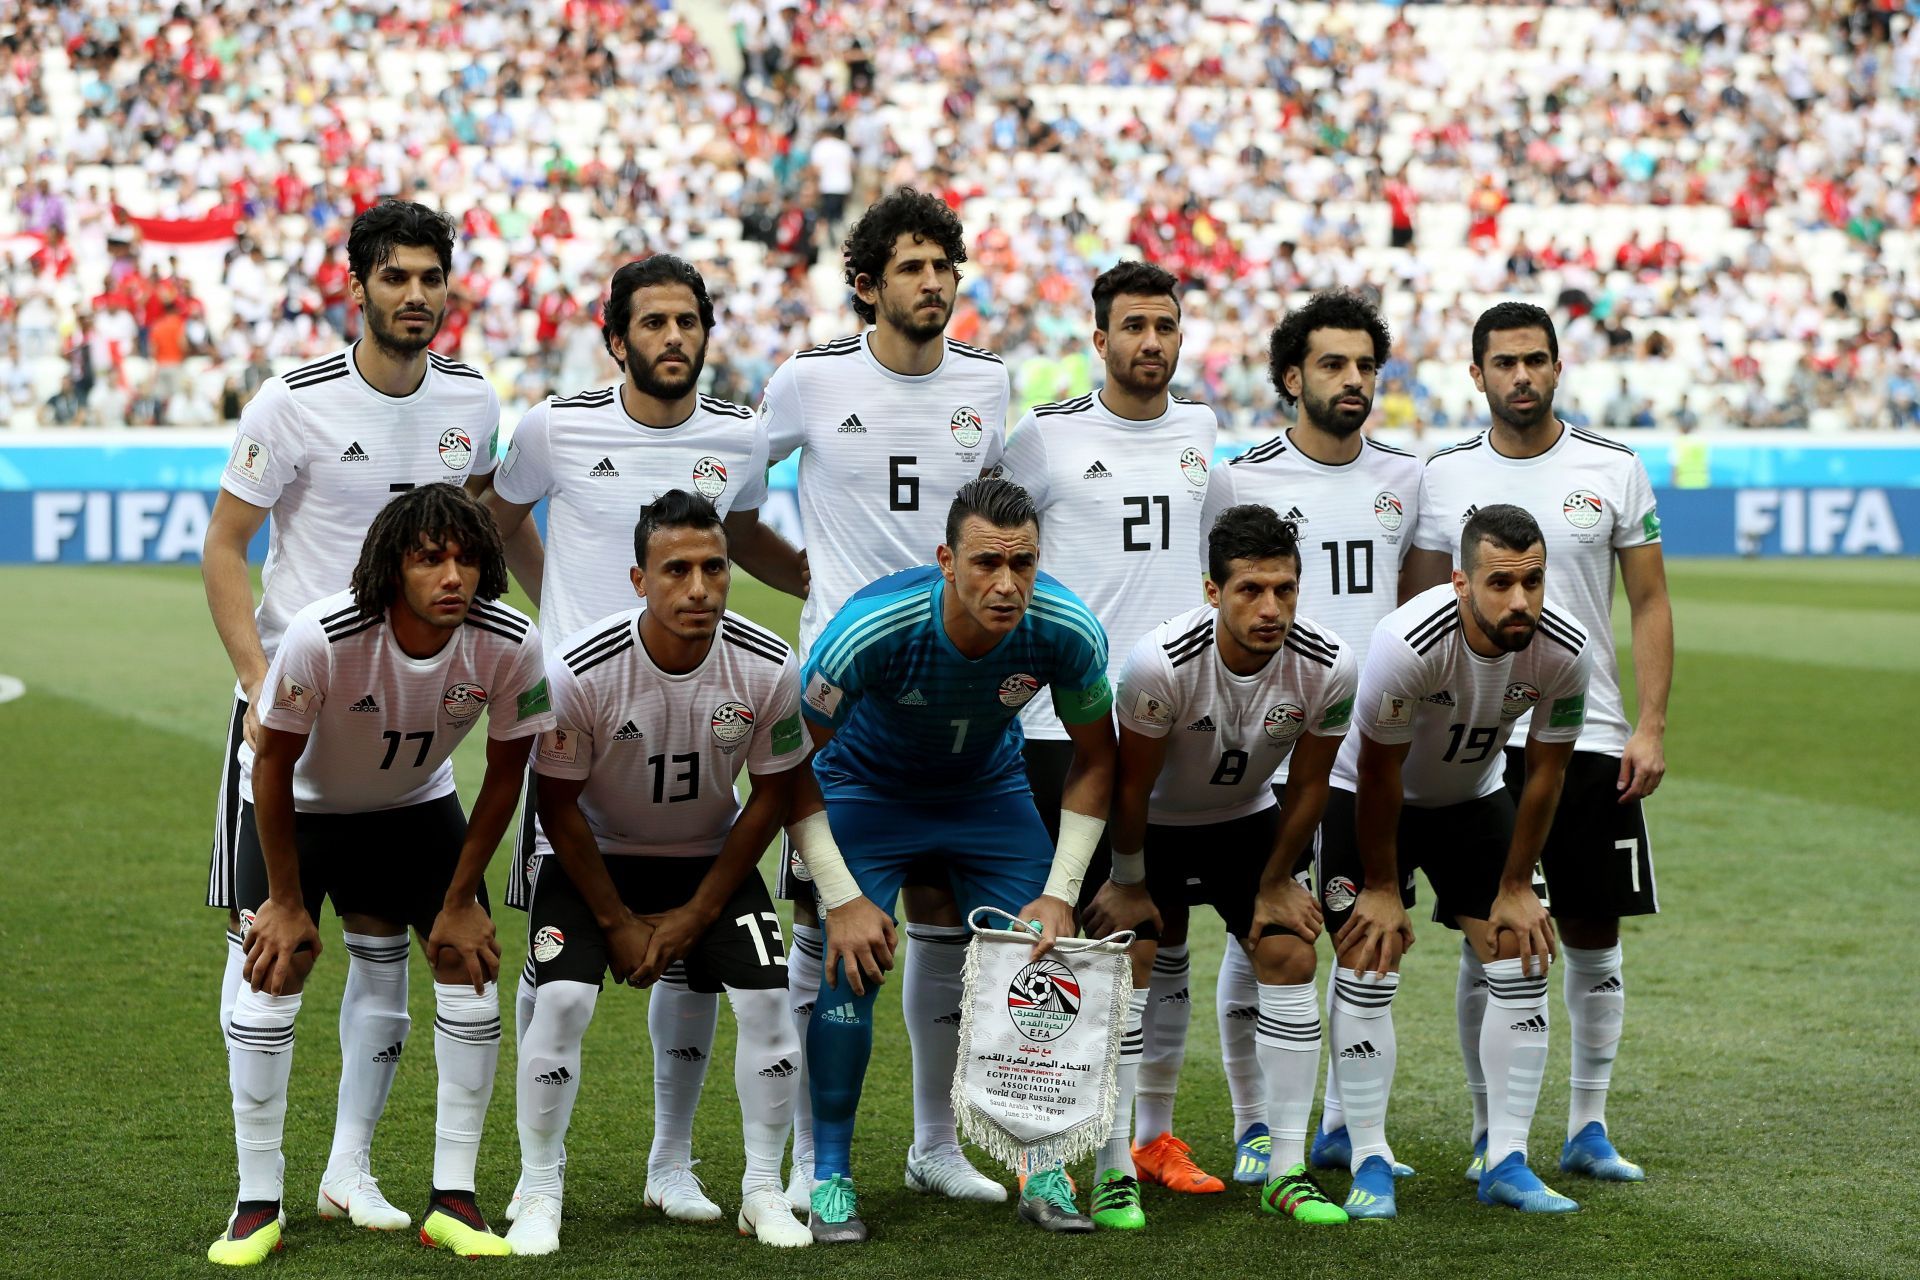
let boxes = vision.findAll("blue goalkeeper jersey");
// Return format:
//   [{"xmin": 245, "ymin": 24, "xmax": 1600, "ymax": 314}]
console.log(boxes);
[{"xmin": 800, "ymin": 565, "xmax": 1112, "ymax": 802}]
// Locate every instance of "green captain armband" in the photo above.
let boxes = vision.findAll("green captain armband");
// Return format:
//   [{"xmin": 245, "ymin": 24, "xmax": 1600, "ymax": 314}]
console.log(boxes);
[{"xmin": 1053, "ymin": 675, "xmax": 1114, "ymax": 725}]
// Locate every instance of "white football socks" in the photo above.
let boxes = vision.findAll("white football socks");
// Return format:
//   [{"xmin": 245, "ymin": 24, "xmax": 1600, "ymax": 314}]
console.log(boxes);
[
  {"xmin": 729, "ymin": 985, "xmax": 802, "ymax": 1192},
  {"xmin": 515, "ymin": 979, "xmax": 597, "ymax": 1199},
  {"xmin": 1457, "ymin": 940, "xmax": 1490, "ymax": 1144},
  {"xmin": 432, "ymin": 981, "xmax": 501, "ymax": 1192},
  {"xmin": 1099, "ymin": 988, "xmax": 1151, "ymax": 1180},
  {"xmin": 647, "ymin": 974, "xmax": 718, "ymax": 1173},
  {"xmin": 219, "ymin": 925, "xmax": 246, "ymax": 1045},
  {"xmin": 329, "ymin": 932, "xmax": 410, "ymax": 1167},
  {"xmin": 227, "ymin": 986, "xmax": 301, "ymax": 1204},
  {"xmin": 1329, "ymin": 970, "xmax": 1399, "ymax": 1169},
  {"xmin": 786, "ymin": 922, "xmax": 824, "ymax": 1177},
  {"xmin": 1255, "ymin": 981, "xmax": 1321, "ymax": 1170},
  {"xmin": 1216, "ymin": 938, "xmax": 1265, "ymax": 1137},
  {"xmin": 1562, "ymin": 943, "xmax": 1625, "ymax": 1138},
  {"xmin": 1480, "ymin": 958, "xmax": 1549, "ymax": 1166},
  {"xmin": 902, "ymin": 923, "xmax": 968, "ymax": 1153},
  {"xmin": 1317, "ymin": 976, "xmax": 1344, "ymax": 1133},
  {"xmin": 1135, "ymin": 944, "xmax": 1190, "ymax": 1140}
]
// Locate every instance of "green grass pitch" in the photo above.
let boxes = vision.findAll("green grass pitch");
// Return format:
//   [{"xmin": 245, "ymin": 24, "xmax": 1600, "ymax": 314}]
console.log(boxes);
[{"xmin": 1, "ymin": 559, "xmax": 1916, "ymax": 1278}]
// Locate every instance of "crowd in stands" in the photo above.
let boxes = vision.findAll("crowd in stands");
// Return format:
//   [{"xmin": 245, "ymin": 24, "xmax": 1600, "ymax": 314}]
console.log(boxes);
[{"xmin": 1, "ymin": 0, "xmax": 1917, "ymax": 434}]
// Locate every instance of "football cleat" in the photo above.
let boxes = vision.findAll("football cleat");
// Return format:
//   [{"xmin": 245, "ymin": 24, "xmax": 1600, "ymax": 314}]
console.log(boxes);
[
  {"xmin": 502, "ymin": 1192, "xmax": 561, "ymax": 1256},
  {"xmin": 1132, "ymin": 1132, "xmax": 1225, "ymax": 1194},
  {"xmin": 504, "ymin": 1149, "xmax": 565, "ymax": 1223},
  {"xmin": 1559, "ymin": 1122, "xmax": 1646, "ymax": 1182},
  {"xmin": 738, "ymin": 1184, "xmax": 811, "ymax": 1248},
  {"xmin": 1465, "ymin": 1132, "xmax": 1488, "ymax": 1183},
  {"xmin": 317, "ymin": 1155, "xmax": 410, "ymax": 1230},
  {"xmin": 420, "ymin": 1193, "xmax": 511, "ymax": 1256},
  {"xmin": 1232, "ymin": 1123, "xmax": 1271, "ymax": 1184},
  {"xmin": 904, "ymin": 1143, "xmax": 1008, "ymax": 1202},
  {"xmin": 1312, "ymin": 1125, "xmax": 1416, "ymax": 1178},
  {"xmin": 207, "ymin": 1203, "xmax": 284, "ymax": 1267},
  {"xmin": 1259, "ymin": 1163, "xmax": 1350, "ymax": 1224},
  {"xmin": 644, "ymin": 1162, "xmax": 723, "ymax": 1222},
  {"xmin": 1478, "ymin": 1152, "xmax": 1580, "ymax": 1213},
  {"xmin": 1089, "ymin": 1170, "xmax": 1146, "ymax": 1231},
  {"xmin": 1343, "ymin": 1155, "xmax": 1398, "ymax": 1220},
  {"xmin": 785, "ymin": 1162, "xmax": 813, "ymax": 1213},
  {"xmin": 808, "ymin": 1174, "xmax": 867, "ymax": 1244},
  {"xmin": 1018, "ymin": 1168, "xmax": 1093, "ymax": 1233}
]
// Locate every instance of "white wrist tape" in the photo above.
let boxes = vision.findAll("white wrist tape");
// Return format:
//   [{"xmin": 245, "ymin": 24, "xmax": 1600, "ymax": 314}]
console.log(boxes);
[
  {"xmin": 1042, "ymin": 809, "xmax": 1107, "ymax": 904},
  {"xmin": 1108, "ymin": 848, "xmax": 1147, "ymax": 886},
  {"xmin": 790, "ymin": 810, "xmax": 864, "ymax": 912}
]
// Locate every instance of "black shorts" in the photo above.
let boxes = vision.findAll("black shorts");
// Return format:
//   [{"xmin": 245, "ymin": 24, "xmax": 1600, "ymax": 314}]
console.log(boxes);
[
  {"xmin": 233, "ymin": 792, "xmax": 481, "ymax": 936},
  {"xmin": 206, "ymin": 694, "xmax": 248, "ymax": 909},
  {"xmin": 1082, "ymin": 807, "xmax": 1312, "ymax": 944},
  {"xmin": 1504, "ymin": 747, "xmax": 1658, "ymax": 919},
  {"xmin": 1023, "ymin": 737, "xmax": 1114, "ymax": 855},
  {"xmin": 1315, "ymin": 786, "xmax": 1520, "ymax": 933},
  {"xmin": 529, "ymin": 854, "xmax": 788, "ymax": 993}
]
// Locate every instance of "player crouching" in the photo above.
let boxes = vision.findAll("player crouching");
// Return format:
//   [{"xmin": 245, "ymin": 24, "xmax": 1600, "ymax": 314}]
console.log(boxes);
[
  {"xmin": 505, "ymin": 492, "xmax": 813, "ymax": 1254},
  {"xmin": 1083, "ymin": 505, "xmax": 1358, "ymax": 1229},
  {"xmin": 210, "ymin": 485, "xmax": 552, "ymax": 1264}
]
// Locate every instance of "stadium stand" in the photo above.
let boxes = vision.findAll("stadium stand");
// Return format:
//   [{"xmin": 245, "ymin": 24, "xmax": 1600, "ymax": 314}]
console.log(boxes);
[{"xmin": 0, "ymin": 0, "xmax": 1915, "ymax": 434}]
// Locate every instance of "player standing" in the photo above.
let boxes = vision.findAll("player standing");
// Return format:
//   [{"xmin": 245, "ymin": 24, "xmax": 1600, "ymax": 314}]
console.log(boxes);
[
  {"xmin": 793, "ymin": 479, "xmax": 1116, "ymax": 1242},
  {"xmin": 1196, "ymin": 290, "xmax": 1423, "ymax": 1185},
  {"xmin": 991, "ymin": 259, "xmax": 1222, "ymax": 1200},
  {"xmin": 504, "ymin": 492, "xmax": 813, "ymax": 1254},
  {"xmin": 208, "ymin": 485, "xmax": 551, "ymax": 1264},
  {"xmin": 1081, "ymin": 505, "xmax": 1358, "ymax": 1230},
  {"xmin": 1326, "ymin": 503, "xmax": 1593, "ymax": 1217},
  {"xmin": 760, "ymin": 189, "xmax": 1012, "ymax": 1209},
  {"xmin": 201, "ymin": 200, "xmax": 508, "ymax": 1231},
  {"xmin": 476, "ymin": 255, "xmax": 805, "ymax": 1224},
  {"xmin": 1404, "ymin": 302, "xmax": 1671, "ymax": 1184}
]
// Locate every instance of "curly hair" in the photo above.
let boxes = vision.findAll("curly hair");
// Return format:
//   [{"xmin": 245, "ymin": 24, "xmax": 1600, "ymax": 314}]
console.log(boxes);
[
  {"xmin": 349, "ymin": 483, "xmax": 507, "ymax": 616},
  {"xmin": 842, "ymin": 188, "xmax": 968, "ymax": 325},
  {"xmin": 1266, "ymin": 289, "xmax": 1392, "ymax": 408},
  {"xmin": 602, "ymin": 254, "xmax": 716, "ymax": 369},
  {"xmin": 1207, "ymin": 504, "xmax": 1303, "ymax": 583},
  {"xmin": 346, "ymin": 199, "xmax": 456, "ymax": 285}
]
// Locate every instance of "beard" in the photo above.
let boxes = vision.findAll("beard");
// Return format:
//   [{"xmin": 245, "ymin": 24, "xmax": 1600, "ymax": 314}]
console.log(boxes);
[
  {"xmin": 366, "ymin": 303, "xmax": 443, "ymax": 358},
  {"xmin": 880, "ymin": 289, "xmax": 950, "ymax": 342},
  {"xmin": 1468, "ymin": 594, "xmax": 1537, "ymax": 652},
  {"xmin": 1107, "ymin": 352, "xmax": 1174, "ymax": 398},
  {"xmin": 1490, "ymin": 384, "xmax": 1556, "ymax": 430},
  {"xmin": 1300, "ymin": 385, "xmax": 1370, "ymax": 435},
  {"xmin": 628, "ymin": 341, "xmax": 706, "ymax": 399}
]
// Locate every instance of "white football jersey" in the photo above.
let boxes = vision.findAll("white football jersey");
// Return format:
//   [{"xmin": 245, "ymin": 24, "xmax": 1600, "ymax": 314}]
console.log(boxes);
[
  {"xmin": 219, "ymin": 346, "xmax": 502, "ymax": 656},
  {"xmin": 492, "ymin": 386, "xmax": 770, "ymax": 646},
  {"xmin": 1339, "ymin": 584, "xmax": 1594, "ymax": 807},
  {"xmin": 1200, "ymin": 429, "xmax": 1423, "ymax": 780},
  {"xmin": 245, "ymin": 590, "xmax": 553, "ymax": 813},
  {"xmin": 532, "ymin": 608, "xmax": 809, "ymax": 858},
  {"xmin": 761, "ymin": 332, "xmax": 1010, "ymax": 656},
  {"xmin": 1116, "ymin": 604, "xmax": 1357, "ymax": 825},
  {"xmin": 994, "ymin": 391, "xmax": 1217, "ymax": 740},
  {"xmin": 1412, "ymin": 424, "xmax": 1661, "ymax": 755}
]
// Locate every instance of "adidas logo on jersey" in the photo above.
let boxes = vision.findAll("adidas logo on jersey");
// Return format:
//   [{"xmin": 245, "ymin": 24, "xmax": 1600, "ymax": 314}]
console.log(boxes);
[
  {"xmin": 339, "ymin": 441, "xmax": 370, "ymax": 462},
  {"xmin": 371, "ymin": 1041, "xmax": 404, "ymax": 1064},
  {"xmin": 1159, "ymin": 987, "xmax": 1191, "ymax": 1005},
  {"xmin": 1509, "ymin": 1015, "xmax": 1548, "ymax": 1033},
  {"xmin": 590, "ymin": 457, "xmax": 619, "ymax": 477},
  {"xmin": 818, "ymin": 1003, "xmax": 861, "ymax": 1025},
  {"xmin": 1423, "ymin": 690, "xmax": 1455, "ymax": 706},
  {"xmin": 1461, "ymin": 503, "xmax": 1480, "ymax": 524},
  {"xmin": 1339, "ymin": 1041, "xmax": 1382, "ymax": 1060},
  {"xmin": 1082, "ymin": 460, "xmax": 1112, "ymax": 479},
  {"xmin": 665, "ymin": 1046, "xmax": 706, "ymax": 1062},
  {"xmin": 897, "ymin": 689, "xmax": 928, "ymax": 706},
  {"xmin": 350, "ymin": 695, "xmax": 380, "ymax": 713},
  {"xmin": 1186, "ymin": 716, "xmax": 1216, "ymax": 732},
  {"xmin": 758, "ymin": 1058, "xmax": 797, "ymax": 1078},
  {"xmin": 1282, "ymin": 505, "xmax": 1309, "ymax": 524},
  {"xmin": 533, "ymin": 1065, "xmax": 573, "ymax": 1086},
  {"xmin": 1589, "ymin": 975, "xmax": 1624, "ymax": 994},
  {"xmin": 837, "ymin": 414, "xmax": 866, "ymax": 433},
  {"xmin": 613, "ymin": 720, "xmax": 644, "ymax": 741}
]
